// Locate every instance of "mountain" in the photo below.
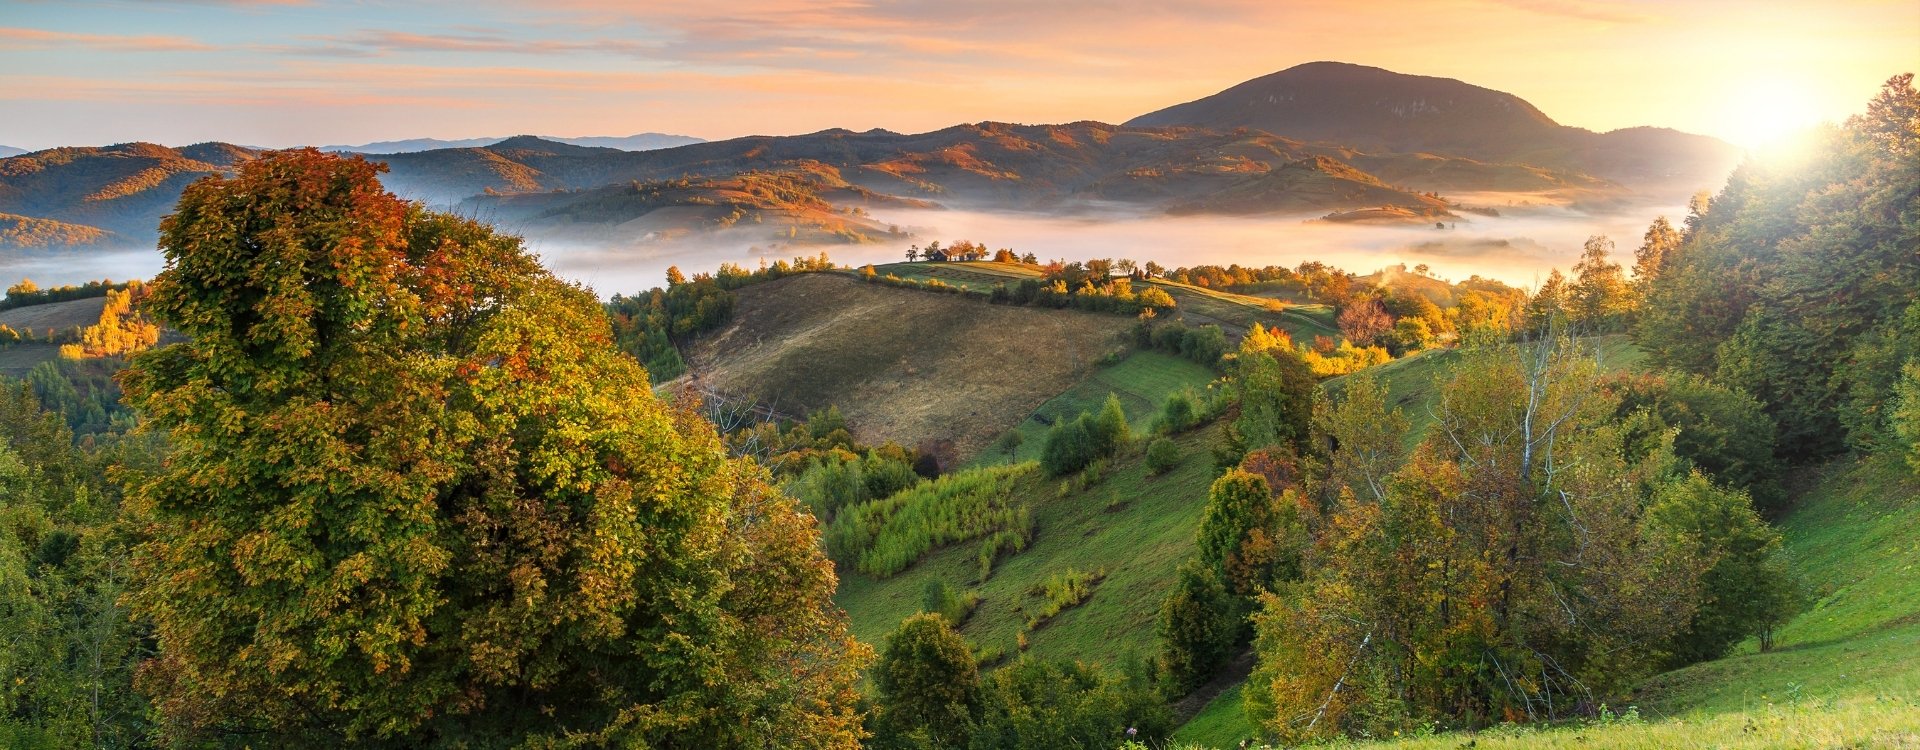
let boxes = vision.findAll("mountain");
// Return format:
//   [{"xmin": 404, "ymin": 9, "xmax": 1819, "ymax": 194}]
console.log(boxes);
[
  {"xmin": 0, "ymin": 142, "xmax": 257, "ymax": 248},
  {"xmin": 320, "ymin": 133, "xmax": 704, "ymax": 154},
  {"xmin": 0, "ymin": 146, "xmax": 26, "ymax": 158},
  {"xmin": 462, "ymin": 160, "xmax": 938, "ymax": 245},
  {"xmin": 1127, "ymin": 61, "xmax": 1740, "ymax": 193},
  {"xmin": 374, "ymin": 124, "xmax": 1571, "ymax": 216}
]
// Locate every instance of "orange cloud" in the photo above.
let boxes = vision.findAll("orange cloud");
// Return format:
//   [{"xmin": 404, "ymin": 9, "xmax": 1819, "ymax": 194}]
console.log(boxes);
[{"xmin": 0, "ymin": 26, "xmax": 214, "ymax": 52}]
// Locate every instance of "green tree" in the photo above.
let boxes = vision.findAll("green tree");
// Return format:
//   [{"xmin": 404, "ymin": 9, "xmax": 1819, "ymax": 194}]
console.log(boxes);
[
  {"xmin": 1090, "ymin": 392, "xmax": 1131, "ymax": 453},
  {"xmin": 1145, "ymin": 437, "xmax": 1182, "ymax": 475},
  {"xmin": 1607, "ymin": 372, "xmax": 1786, "ymax": 515},
  {"xmin": 122, "ymin": 150, "xmax": 868, "ymax": 748},
  {"xmin": 970, "ymin": 657, "xmax": 1172, "ymax": 749},
  {"xmin": 1233, "ymin": 340, "xmax": 1315, "ymax": 457},
  {"xmin": 1156, "ymin": 389, "xmax": 1199, "ymax": 434},
  {"xmin": 1040, "ymin": 416, "xmax": 1096, "ymax": 476},
  {"xmin": 1155, "ymin": 559, "xmax": 1236, "ymax": 696},
  {"xmin": 1643, "ymin": 472, "xmax": 1799, "ymax": 662},
  {"xmin": 873, "ymin": 613, "xmax": 982, "ymax": 748},
  {"xmin": 1893, "ymin": 361, "xmax": 1920, "ymax": 473}
]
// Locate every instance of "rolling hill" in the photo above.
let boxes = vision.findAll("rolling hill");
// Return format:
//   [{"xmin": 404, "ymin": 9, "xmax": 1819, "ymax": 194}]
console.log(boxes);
[
  {"xmin": 319, "ymin": 132, "xmax": 705, "ymax": 153},
  {"xmin": 674, "ymin": 272, "xmax": 1136, "ymax": 465},
  {"xmin": 1128, "ymin": 61, "xmax": 1740, "ymax": 194},
  {"xmin": 459, "ymin": 160, "xmax": 936, "ymax": 245},
  {"xmin": 372, "ymin": 124, "xmax": 1529, "ymax": 216},
  {"xmin": 0, "ymin": 142, "xmax": 253, "ymax": 248},
  {"xmin": 0, "ymin": 146, "xmax": 26, "ymax": 158}
]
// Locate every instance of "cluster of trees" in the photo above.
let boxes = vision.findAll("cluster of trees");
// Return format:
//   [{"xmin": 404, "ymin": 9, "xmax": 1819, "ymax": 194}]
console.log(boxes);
[
  {"xmin": 55, "ymin": 150, "xmax": 874, "ymax": 747},
  {"xmin": 1039, "ymin": 394, "xmax": 1132, "ymax": 476},
  {"xmin": 1634, "ymin": 74, "xmax": 1920, "ymax": 461},
  {"xmin": 607, "ymin": 253, "xmax": 837, "ymax": 382},
  {"xmin": 862, "ymin": 265, "xmax": 1177, "ymax": 317},
  {"xmin": 57, "ymin": 285, "xmax": 160, "ymax": 360},
  {"xmin": 1132, "ymin": 319, "xmax": 1230, "ymax": 368},
  {"xmin": 868, "ymin": 614, "xmax": 1172, "ymax": 750},
  {"xmin": 0, "ymin": 278, "xmax": 140, "ymax": 312},
  {"xmin": 1160, "ymin": 261, "xmax": 1359, "ymax": 307},
  {"xmin": 24, "ymin": 359, "xmax": 135, "ymax": 436},
  {"xmin": 1238, "ymin": 343, "xmax": 1799, "ymax": 740},
  {"xmin": 903, "ymin": 239, "xmax": 1032, "ymax": 263},
  {"xmin": 0, "ymin": 381, "xmax": 161, "ymax": 748}
]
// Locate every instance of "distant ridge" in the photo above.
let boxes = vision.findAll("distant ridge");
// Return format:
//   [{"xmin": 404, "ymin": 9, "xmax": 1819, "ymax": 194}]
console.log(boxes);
[
  {"xmin": 1127, "ymin": 61, "xmax": 1739, "ymax": 190},
  {"xmin": 0, "ymin": 146, "xmax": 25, "ymax": 158},
  {"xmin": 320, "ymin": 133, "xmax": 705, "ymax": 154}
]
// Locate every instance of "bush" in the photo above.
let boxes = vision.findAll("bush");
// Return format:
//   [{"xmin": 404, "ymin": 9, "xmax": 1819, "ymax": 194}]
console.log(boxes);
[
  {"xmin": 923, "ymin": 578, "xmax": 982, "ymax": 626},
  {"xmin": 1157, "ymin": 559, "xmax": 1236, "ymax": 696},
  {"xmin": 1156, "ymin": 389, "xmax": 1199, "ymax": 434},
  {"xmin": 1025, "ymin": 567, "xmax": 1104, "ymax": 630},
  {"xmin": 1041, "ymin": 417, "xmax": 1097, "ymax": 476},
  {"xmin": 1146, "ymin": 437, "xmax": 1182, "ymax": 474}
]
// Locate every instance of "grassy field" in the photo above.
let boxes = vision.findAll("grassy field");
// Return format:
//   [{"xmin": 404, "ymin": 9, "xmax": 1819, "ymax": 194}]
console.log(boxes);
[
  {"xmin": 863, "ymin": 261, "xmax": 1340, "ymax": 343},
  {"xmin": 1174, "ymin": 454, "xmax": 1920, "ymax": 749},
  {"xmin": 972, "ymin": 349, "xmax": 1218, "ymax": 467},
  {"xmin": 835, "ymin": 419, "xmax": 1230, "ymax": 669},
  {"xmin": 1141, "ymin": 278, "xmax": 1340, "ymax": 343},
  {"xmin": 679, "ymin": 272, "xmax": 1132, "ymax": 463}
]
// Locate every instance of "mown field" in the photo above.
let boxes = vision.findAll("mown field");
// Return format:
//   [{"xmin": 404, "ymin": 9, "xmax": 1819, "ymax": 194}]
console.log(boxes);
[{"xmin": 1172, "ymin": 454, "xmax": 1920, "ymax": 750}]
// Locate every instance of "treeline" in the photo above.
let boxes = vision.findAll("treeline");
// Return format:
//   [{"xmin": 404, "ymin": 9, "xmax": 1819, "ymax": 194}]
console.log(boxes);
[
  {"xmin": 0, "ymin": 278, "xmax": 138, "ymax": 312},
  {"xmin": 861, "ymin": 264, "xmax": 1177, "ymax": 316},
  {"xmin": 1635, "ymin": 74, "xmax": 1920, "ymax": 461},
  {"xmin": 606, "ymin": 253, "xmax": 837, "ymax": 381},
  {"xmin": 1162, "ymin": 260, "xmax": 1359, "ymax": 305}
]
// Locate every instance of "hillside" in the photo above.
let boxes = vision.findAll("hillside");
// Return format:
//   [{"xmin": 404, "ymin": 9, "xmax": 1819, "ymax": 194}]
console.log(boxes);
[
  {"xmin": 677, "ymin": 272, "xmax": 1134, "ymax": 464},
  {"xmin": 320, "ymin": 132, "xmax": 704, "ymax": 153},
  {"xmin": 0, "ymin": 142, "xmax": 252, "ymax": 247},
  {"xmin": 1127, "ymin": 61, "xmax": 1739, "ymax": 194},
  {"xmin": 870, "ymin": 261, "xmax": 1339, "ymax": 343},
  {"xmin": 1177, "ymin": 455, "xmax": 1920, "ymax": 749},
  {"xmin": 1167, "ymin": 155, "xmax": 1453, "ymax": 219},
  {"xmin": 371, "ymin": 123, "xmax": 1604, "ymax": 212},
  {"xmin": 461, "ymin": 161, "xmax": 936, "ymax": 245}
]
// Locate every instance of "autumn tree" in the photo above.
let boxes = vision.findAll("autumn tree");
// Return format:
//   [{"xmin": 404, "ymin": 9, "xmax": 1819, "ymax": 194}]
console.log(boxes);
[
  {"xmin": 1336, "ymin": 298, "xmax": 1392, "ymax": 346},
  {"xmin": 1631, "ymin": 216, "xmax": 1680, "ymax": 300},
  {"xmin": 1247, "ymin": 338, "xmax": 1703, "ymax": 740},
  {"xmin": 1570, "ymin": 235, "xmax": 1632, "ymax": 331},
  {"xmin": 122, "ymin": 150, "xmax": 868, "ymax": 748}
]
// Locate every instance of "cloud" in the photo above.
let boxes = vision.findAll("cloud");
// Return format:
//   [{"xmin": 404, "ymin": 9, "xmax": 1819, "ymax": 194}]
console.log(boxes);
[
  {"xmin": 0, "ymin": 26, "xmax": 214, "ymax": 52},
  {"xmin": 1480, "ymin": 0, "xmax": 1658, "ymax": 24}
]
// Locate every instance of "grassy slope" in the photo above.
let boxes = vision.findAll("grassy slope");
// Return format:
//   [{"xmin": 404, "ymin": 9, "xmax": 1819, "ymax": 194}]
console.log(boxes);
[
  {"xmin": 972, "ymin": 349, "xmax": 1218, "ymax": 467},
  {"xmin": 1176, "ymin": 426, "xmax": 1920, "ymax": 749},
  {"xmin": 867, "ymin": 261, "xmax": 1339, "ymax": 342},
  {"xmin": 835, "ymin": 420, "xmax": 1228, "ymax": 669}
]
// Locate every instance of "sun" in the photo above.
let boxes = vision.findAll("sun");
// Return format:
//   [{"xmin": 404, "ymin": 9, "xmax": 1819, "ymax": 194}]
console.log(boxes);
[{"xmin": 1715, "ymin": 77, "xmax": 1828, "ymax": 150}]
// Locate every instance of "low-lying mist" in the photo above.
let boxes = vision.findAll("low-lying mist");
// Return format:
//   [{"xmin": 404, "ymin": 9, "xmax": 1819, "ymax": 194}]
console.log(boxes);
[
  {"xmin": 4, "ymin": 199, "xmax": 1683, "ymax": 297},
  {"xmin": 532, "ymin": 201, "xmax": 1685, "ymax": 297}
]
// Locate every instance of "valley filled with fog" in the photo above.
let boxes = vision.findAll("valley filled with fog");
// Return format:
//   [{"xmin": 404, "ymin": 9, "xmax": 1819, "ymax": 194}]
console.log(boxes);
[{"xmin": 6, "ymin": 197, "xmax": 1683, "ymax": 296}]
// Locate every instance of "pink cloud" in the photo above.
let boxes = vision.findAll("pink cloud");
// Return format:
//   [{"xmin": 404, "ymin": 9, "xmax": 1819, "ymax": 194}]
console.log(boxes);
[{"xmin": 0, "ymin": 26, "xmax": 214, "ymax": 52}]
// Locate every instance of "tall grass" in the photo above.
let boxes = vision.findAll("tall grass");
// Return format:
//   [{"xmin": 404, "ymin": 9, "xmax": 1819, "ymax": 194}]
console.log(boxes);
[{"xmin": 826, "ymin": 462, "xmax": 1038, "ymax": 577}]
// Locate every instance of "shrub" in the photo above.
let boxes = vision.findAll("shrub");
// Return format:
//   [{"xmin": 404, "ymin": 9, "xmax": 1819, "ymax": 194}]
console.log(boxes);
[
  {"xmin": 1024, "ymin": 567, "xmax": 1104, "ymax": 630},
  {"xmin": 1156, "ymin": 389, "xmax": 1198, "ymax": 434},
  {"xmin": 923, "ymin": 578, "xmax": 982, "ymax": 626},
  {"xmin": 1146, "ymin": 437, "xmax": 1182, "ymax": 475}
]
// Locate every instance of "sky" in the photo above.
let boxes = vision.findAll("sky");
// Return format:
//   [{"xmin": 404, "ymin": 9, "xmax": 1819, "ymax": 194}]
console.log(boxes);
[{"xmin": 1, "ymin": 0, "xmax": 1916, "ymax": 151}]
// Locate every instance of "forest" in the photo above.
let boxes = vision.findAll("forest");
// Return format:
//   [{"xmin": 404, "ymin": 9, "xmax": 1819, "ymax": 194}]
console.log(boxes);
[{"xmin": 0, "ymin": 75, "xmax": 1913, "ymax": 749}]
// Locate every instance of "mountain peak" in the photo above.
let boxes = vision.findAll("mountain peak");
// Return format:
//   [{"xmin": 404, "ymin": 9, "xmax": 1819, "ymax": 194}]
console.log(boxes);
[{"xmin": 1126, "ymin": 61, "xmax": 1561, "ymax": 160}]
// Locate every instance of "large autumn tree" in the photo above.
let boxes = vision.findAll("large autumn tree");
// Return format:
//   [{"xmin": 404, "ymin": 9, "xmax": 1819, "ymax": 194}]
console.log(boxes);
[{"xmin": 121, "ymin": 150, "xmax": 868, "ymax": 748}]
